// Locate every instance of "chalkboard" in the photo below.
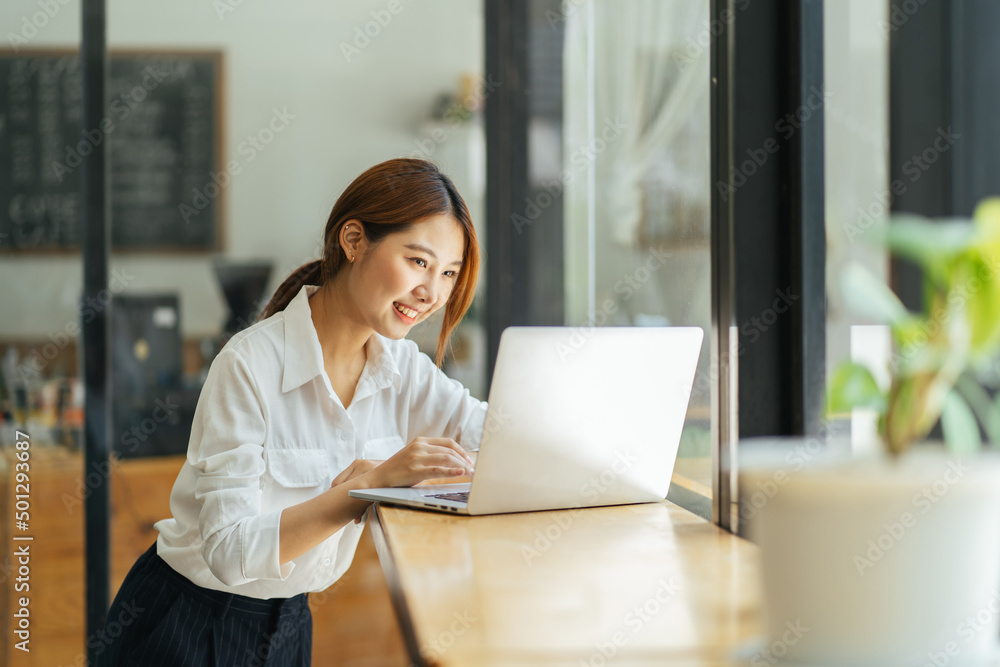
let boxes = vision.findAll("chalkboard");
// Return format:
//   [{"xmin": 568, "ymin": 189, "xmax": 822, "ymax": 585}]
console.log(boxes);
[{"xmin": 0, "ymin": 50, "xmax": 223, "ymax": 252}]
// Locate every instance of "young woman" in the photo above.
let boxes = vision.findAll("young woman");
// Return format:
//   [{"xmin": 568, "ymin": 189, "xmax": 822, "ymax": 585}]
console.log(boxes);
[{"xmin": 97, "ymin": 158, "xmax": 486, "ymax": 666}]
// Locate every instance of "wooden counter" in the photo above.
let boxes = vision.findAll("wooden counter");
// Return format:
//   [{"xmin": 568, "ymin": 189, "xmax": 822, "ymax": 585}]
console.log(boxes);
[{"xmin": 369, "ymin": 500, "xmax": 765, "ymax": 666}]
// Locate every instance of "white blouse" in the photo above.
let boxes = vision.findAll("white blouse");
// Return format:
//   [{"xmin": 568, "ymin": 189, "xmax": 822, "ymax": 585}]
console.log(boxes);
[{"xmin": 154, "ymin": 284, "xmax": 488, "ymax": 599}]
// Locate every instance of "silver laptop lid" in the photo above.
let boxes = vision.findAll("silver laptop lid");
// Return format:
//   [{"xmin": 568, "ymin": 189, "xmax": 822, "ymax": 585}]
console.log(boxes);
[{"xmin": 467, "ymin": 326, "xmax": 703, "ymax": 514}]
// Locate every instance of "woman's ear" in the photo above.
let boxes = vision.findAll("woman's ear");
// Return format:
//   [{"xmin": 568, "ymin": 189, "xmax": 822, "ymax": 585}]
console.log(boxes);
[{"xmin": 340, "ymin": 220, "xmax": 366, "ymax": 263}]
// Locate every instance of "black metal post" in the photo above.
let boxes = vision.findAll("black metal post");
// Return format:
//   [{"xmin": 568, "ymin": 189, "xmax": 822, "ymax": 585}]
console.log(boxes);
[
  {"xmin": 789, "ymin": 0, "xmax": 827, "ymax": 437},
  {"xmin": 81, "ymin": 0, "xmax": 111, "ymax": 655},
  {"xmin": 725, "ymin": 0, "xmax": 826, "ymax": 440},
  {"xmin": 484, "ymin": 0, "xmax": 532, "ymax": 386}
]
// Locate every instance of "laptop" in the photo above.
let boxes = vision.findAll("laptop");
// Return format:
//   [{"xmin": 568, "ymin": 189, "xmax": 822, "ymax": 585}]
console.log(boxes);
[{"xmin": 349, "ymin": 326, "xmax": 703, "ymax": 515}]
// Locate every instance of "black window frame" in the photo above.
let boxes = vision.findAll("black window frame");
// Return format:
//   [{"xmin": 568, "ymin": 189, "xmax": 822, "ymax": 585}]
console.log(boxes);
[{"xmin": 485, "ymin": 0, "xmax": 828, "ymax": 530}]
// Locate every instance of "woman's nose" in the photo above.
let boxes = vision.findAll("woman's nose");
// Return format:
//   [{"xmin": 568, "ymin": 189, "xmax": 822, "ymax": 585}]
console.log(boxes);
[{"xmin": 414, "ymin": 279, "xmax": 437, "ymax": 305}]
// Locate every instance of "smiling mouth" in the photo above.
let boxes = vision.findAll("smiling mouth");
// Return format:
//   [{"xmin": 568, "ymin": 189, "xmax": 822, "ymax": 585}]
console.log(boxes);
[{"xmin": 393, "ymin": 302, "xmax": 421, "ymax": 320}]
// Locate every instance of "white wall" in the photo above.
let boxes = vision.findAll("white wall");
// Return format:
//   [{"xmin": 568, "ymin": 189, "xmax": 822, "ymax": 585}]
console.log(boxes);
[{"xmin": 2, "ymin": 0, "xmax": 483, "ymax": 337}]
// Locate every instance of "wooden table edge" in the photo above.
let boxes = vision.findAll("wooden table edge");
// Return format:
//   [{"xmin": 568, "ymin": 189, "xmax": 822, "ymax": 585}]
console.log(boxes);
[{"xmin": 369, "ymin": 503, "xmax": 429, "ymax": 667}]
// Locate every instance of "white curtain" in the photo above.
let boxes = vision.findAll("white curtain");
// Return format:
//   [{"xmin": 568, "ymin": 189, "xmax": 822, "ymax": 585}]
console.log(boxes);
[{"xmin": 564, "ymin": 0, "xmax": 710, "ymax": 247}]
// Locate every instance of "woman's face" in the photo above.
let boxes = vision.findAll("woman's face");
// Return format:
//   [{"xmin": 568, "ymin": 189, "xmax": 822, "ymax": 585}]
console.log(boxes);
[{"xmin": 349, "ymin": 213, "xmax": 466, "ymax": 338}]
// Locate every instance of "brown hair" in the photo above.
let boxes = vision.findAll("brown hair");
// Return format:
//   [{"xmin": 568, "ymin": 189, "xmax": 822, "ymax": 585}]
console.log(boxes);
[{"xmin": 258, "ymin": 158, "xmax": 480, "ymax": 367}]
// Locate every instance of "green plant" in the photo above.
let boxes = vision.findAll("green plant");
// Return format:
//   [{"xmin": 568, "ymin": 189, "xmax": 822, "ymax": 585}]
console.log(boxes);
[{"xmin": 826, "ymin": 198, "xmax": 1000, "ymax": 456}]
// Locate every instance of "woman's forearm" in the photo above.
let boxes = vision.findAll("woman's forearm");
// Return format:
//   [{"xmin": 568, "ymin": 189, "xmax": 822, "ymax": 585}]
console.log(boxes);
[
  {"xmin": 278, "ymin": 442, "xmax": 475, "ymax": 565},
  {"xmin": 277, "ymin": 473, "xmax": 378, "ymax": 565}
]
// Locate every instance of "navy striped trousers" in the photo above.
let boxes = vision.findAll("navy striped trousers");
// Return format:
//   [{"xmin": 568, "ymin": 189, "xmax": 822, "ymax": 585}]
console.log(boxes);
[{"xmin": 94, "ymin": 542, "xmax": 312, "ymax": 666}]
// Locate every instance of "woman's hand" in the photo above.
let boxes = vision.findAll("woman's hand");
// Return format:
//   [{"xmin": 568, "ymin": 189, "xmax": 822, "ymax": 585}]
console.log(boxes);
[
  {"xmin": 367, "ymin": 437, "xmax": 475, "ymax": 488},
  {"xmin": 330, "ymin": 459, "xmax": 383, "ymax": 488}
]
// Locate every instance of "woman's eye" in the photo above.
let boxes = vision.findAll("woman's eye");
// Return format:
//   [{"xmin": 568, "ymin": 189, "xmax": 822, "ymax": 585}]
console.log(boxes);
[
  {"xmin": 444, "ymin": 270, "xmax": 457, "ymax": 278},
  {"xmin": 411, "ymin": 258, "xmax": 427, "ymax": 268}
]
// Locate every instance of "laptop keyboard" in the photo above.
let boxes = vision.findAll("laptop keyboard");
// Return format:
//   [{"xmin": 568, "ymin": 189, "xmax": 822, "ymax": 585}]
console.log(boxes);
[{"xmin": 425, "ymin": 491, "xmax": 469, "ymax": 503}]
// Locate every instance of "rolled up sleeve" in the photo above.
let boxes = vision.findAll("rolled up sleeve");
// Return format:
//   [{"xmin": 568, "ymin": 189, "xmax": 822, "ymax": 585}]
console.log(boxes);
[
  {"xmin": 405, "ymin": 341, "xmax": 489, "ymax": 451},
  {"xmin": 188, "ymin": 349, "xmax": 294, "ymax": 586}
]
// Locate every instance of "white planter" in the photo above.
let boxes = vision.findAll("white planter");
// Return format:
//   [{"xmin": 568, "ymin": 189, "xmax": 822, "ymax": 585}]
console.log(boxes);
[{"xmin": 742, "ymin": 443, "xmax": 1000, "ymax": 665}]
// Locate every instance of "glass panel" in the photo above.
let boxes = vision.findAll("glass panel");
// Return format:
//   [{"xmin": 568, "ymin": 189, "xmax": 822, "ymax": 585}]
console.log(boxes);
[
  {"xmin": 0, "ymin": 0, "xmax": 86, "ymax": 660},
  {"xmin": 1, "ymin": 1, "xmax": 483, "ymax": 662},
  {"xmin": 823, "ymin": 0, "xmax": 891, "ymax": 451},
  {"xmin": 563, "ymin": 0, "xmax": 713, "ymax": 514}
]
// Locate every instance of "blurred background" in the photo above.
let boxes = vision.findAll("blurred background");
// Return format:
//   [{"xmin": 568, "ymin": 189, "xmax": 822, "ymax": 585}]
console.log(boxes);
[
  {"xmin": 1, "ymin": 3, "xmax": 487, "ymax": 664},
  {"xmin": 0, "ymin": 0, "xmax": 940, "ymax": 664}
]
